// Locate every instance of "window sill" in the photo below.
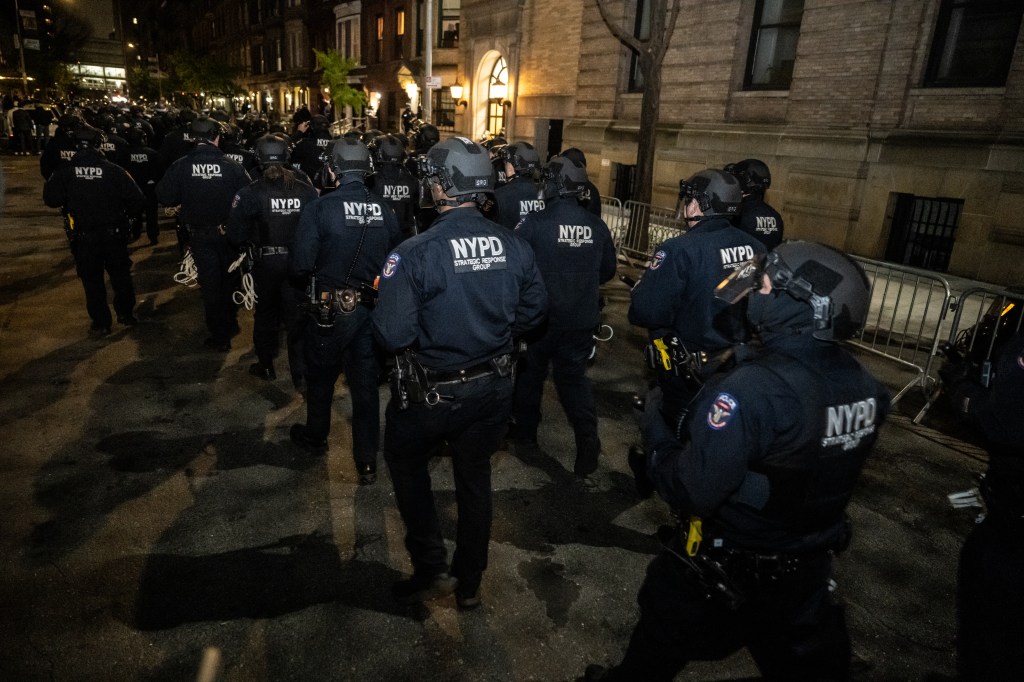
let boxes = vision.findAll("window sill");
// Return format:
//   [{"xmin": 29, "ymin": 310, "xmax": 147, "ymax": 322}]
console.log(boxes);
[
  {"xmin": 731, "ymin": 90, "xmax": 790, "ymax": 98},
  {"xmin": 910, "ymin": 86, "xmax": 1006, "ymax": 96}
]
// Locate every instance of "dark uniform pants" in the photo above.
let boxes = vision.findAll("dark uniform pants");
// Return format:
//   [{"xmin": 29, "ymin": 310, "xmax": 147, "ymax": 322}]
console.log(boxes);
[
  {"xmin": 142, "ymin": 187, "xmax": 159, "ymax": 243},
  {"xmin": 73, "ymin": 231, "xmax": 135, "ymax": 328},
  {"xmin": 611, "ymin": 548, "xmax": 850, "ymax": 681},
  {"xmin": 512, "ymin": 327, "xmax": 599, "ymax": 451},
  {"xmin": 302, "ymin": 308, "xmax": 379, "ymax": 463},
  {"xmin": 252, "ymin": 254, "xmax": 306, "ymax": 385},
  {"xmin": 189, "ymin": 227, "xmax": 239, "ymax": 344},
  {"xmin": 957, "ymin": 460, "xmax": 1024, "ymax": 681},
  {"xmin": 384, "ymin": 374, "xmax": 513, "ymax": 596}
]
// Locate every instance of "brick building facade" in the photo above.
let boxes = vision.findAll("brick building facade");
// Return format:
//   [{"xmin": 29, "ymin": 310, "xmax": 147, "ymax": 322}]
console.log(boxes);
[{"xmin": 456, "ymin": 0, "xmax": 1024, "ymax": 285}]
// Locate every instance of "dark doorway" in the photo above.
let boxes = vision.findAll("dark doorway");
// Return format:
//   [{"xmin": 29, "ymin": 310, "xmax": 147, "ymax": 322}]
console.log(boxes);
[
  {"xmin": 883, "ymin": 192, "xmax": 962, "ymax": 272},
  {"xmin": 546, "ymin": 119, "xmax": 563, "ymax": 161},
  {"xmin": 613, "ymin": 163, "xmax": 636, "ymax": 202}
]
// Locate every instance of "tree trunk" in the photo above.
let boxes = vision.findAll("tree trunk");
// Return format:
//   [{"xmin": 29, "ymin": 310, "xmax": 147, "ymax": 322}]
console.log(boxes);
[{"xmin": 634, "ymin": 61, "xmax": 661, "ymax": 206}]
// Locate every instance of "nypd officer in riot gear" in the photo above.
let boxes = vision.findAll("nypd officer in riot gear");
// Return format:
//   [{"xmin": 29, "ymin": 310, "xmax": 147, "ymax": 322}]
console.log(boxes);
[
  {"xmin": 943, "ymin": 326, "xmax": 1024, "ymax": 679},
  {"xmin": 560, "ymin": 147, "xmax": 603, "ymax": 217},
  {"xmin": 220, "ymin": 125, "xmax": 260, "ymax": 176},
  {"xmin": 289, "ymin": 138, "xmax": 402, "ymax": 484},
  {"xmin": 726, "ymin": 158, "xmax": 784, "ymax": 250},
  {"xmin": 492, "ymin": 141, "xmax": 544, "ymax": 229},
  {"xmin": 157, "ymin": 116, "xmax": 252, "ymax": 351},
  {"xmin": 43, "ymin": 127, "xmax": 145, "ymax": 336},
  {"xmin": 226, "ymin": 134, "xmax": 319, "ymax": 389},
  {"xmin": 122, "ymin": 126, "xmax": 163, "ymax": 246},
  {"xmin": 510, "ymin": 155, "xmax": 617, "ymax": 476},
  {"xmin": 586, "ymin": 241, "xmax": 890, "ymax": 681},
  {"xmin": 373, "ymin": 137, "xmax": 547, "ymax": 609},
  {"xmin": 40, "ymin": 114, "xmax": 84, "ymax": 180},
  {"xmin": 368, "ymin": 134, "xmax": 418, "ymax": 238},
  {"xmin": 628, "ymin": 169, "xmax": 765, "ymax": 436},
  {"xmin": 290, "ymin": 114, "xmax": 334, "ymax": 181}
]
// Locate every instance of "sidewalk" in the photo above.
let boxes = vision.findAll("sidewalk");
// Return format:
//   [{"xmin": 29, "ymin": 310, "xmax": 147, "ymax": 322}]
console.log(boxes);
[{"xmin": 1, "ymin": 154, "xmax": 982, "ymax": 681}]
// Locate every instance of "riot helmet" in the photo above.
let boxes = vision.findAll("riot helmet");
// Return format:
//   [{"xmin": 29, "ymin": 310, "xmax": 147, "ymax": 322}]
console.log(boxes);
[
  {"xmin": 726, "ymin": 158, "xmax": 772, "ymax": 193},
  {"xmin": 190, "ymin": 116, "xmax": 223, "ymax": 142},
  {"xmin": 123, "ymin": 126, "xmax": 149, "ymax": 147},
  {"xmin": 58, "ymin": 114, "xmax": 84, "ymax": 138},
  {"xmin": 676, "ymin": 169, "xmax": 742, "ymax": 221},
  {"xmin": 543, "ymin": 155, "xmax": 588, "ymax": 200},
  {"xmin": 560, "ymin": 147, "xmax": 588, "ymax": 169},
  {"xmin": 178, "ymin": 109, "xmax": 199, "ymax": 127},
  {"xmin": 327, "ymin": 137, "xmax": 372, "ymax": 177},
  {"xmin": 418, "ymin": 137, "xmax": 494, "ymax": 205},
  {"xmin": 371, "ymin": 134, "xmax": 406, "ymax": 164},
  {"xmin": 73, "ymin": 127, "xmax": 106, "ymax": 150},
  {"xmin": 254, "ymin": 134, "xmax": 290, "ymax": 166},
  {"xmin": 500, "ymin": 141, "xmax": 540, "ymax": 177},
  {"xmin": 415, "ymin": 124, "xmax": 440, "ymax": 151},
  {"xmin": 310, "ymin": 115, "xmax": 330, "ymax": 133},
  {"xmin": 716, "ymin": 241, "xmax": 870, "ymax": 342}
]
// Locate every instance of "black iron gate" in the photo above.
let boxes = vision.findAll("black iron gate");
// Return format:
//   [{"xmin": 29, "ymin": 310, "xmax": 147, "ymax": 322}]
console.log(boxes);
[{"xmin": 883, "ymin": 192, "xmax": 962, "ymax": 272}]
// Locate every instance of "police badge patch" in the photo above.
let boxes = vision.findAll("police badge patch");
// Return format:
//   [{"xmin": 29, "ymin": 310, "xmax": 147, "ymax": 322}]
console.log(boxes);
[
  {"xmin": 707, "ymin": 393, "xmax": 738, "ymax": 430},
  {"xmin": 383, "ymin": 253, "xmax": 401, "ymax": 278},
  {"xmin": 650, "ymin": 250, "xmax": 667, "ymax": 270}
]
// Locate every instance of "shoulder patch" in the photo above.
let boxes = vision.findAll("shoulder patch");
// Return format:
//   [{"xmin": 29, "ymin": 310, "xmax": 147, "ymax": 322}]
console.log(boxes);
[
  {"xmin": 382, "ymin": 252, "xmax": 401, "ymax": 278},
  {"xmin": 650, "ymin": 250, "xmax": 667, "ymax": 270},
  {"xmin": 707, "ymin": 392, "xmax": 738, "ymax": 430}
]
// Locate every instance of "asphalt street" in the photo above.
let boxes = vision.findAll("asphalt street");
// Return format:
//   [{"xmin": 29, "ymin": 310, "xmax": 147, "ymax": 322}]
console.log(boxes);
[{"xmin": 0, "ymin": 153, "xmax": 988, "ymax": 681}]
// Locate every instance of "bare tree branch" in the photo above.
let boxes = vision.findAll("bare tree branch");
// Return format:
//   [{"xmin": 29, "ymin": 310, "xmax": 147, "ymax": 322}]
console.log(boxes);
[{"xmin": 593, "ymin": 0, "xmax": 644, "ymax": 55}]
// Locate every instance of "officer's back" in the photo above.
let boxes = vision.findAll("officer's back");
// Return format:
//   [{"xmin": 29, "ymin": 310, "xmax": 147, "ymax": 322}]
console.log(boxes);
[
  {"xmin": 726, "ymin": 158, "xmax": 784, "ymax": 250},
  {"xmin": 493, "ymin": 142, "xmax": 544, "ymax": 229}
]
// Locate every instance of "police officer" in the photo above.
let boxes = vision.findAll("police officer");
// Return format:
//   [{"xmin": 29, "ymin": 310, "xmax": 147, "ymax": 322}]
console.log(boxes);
[
  {"xmin": 628, "ymin": 169, "xmax": 765, "ymax": 436},
  {"xmin": 220, "ymin": 125, "xmax": 260, "ymax": 176},
  {"xmin": 123, "ymin": 126, "xmax": 163, "ymax": 246},
  {"xmin": 156, "ymin": 116, "xmax": 252, "ymax": 351},
  {"xmin": 158, "ymin": 109, "xmax": 198, "ymax": 169},
  {"xmin": 373, "ymin": 138, "xmax": 547, "ymax": 609},
  {"xmin": 93, "ymin": 113, "xmax": 131, "ymax": 170},
  {"xmin": 944, "ymin": 326, "xmax": 1024, "ymax": 679},
  {"xmin": 368, "ymin": 134, "xmax": 418, "ymax": 238},
  {"xmin": 726, "ymin": 158, "xmax": 784, "ymax": 250},
  {"xmin": 226, "ymin": 134, "xmax": 318, "ymax": 389},
  {"xmin": 510, "ymin": 155, "xmax": 617, "ymax": 476},
  {"xmin": 290, "ymin": 114, "xmax": 334, "ymax": 181},
  {"xmin": 586, "ymin": 241, "xmax": 890, "ymax": 681},
  {"xmin": 560, "ymin": 147, "xmax": 602, "ymax": 217},
  {"xmin": 40, "ymin": 114, "xmax": 84, "ymax": 180},
  {"xmin": 43, "ymin": 127, "xmax": 145, "ymax": 336},
  {"xmin": 289, "ymin": 138, "xmax": 401, "ymax": 484},
  {"xmin": 492, "ymin": 141, "xmax": 544, "ymax": 229}
]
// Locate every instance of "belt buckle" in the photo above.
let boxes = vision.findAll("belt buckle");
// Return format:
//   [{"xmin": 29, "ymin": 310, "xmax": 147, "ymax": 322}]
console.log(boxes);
[{"xmin": 337, "ymin": 288, "xmax": 359, "ymax": 313}]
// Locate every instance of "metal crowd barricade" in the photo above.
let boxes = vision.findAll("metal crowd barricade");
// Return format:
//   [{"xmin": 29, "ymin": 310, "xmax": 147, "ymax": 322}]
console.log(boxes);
[
  {"xmin": 600, "ymin": 196, "xmax": 625, "ymax": 255},
  {"xmin": 848, "ymin": 256, "xmax": 955, "ymax": 423},
  {"xmin": 944, "ymin": 285, "xmax": 1024, "ymax": 385},
  {"xmin": 618, "ymin": 200, "xmax": 687, "ymax": 267}
]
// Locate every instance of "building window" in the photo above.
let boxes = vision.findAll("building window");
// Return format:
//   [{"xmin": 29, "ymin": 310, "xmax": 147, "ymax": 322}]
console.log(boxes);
[
  {"xmin": 925, "ymin": 0, "xmax": 1023, "ymax": 87},
  {"xmin": 376, "ymin": 15, "xmax": 385, "ymax": 62},
  {"xmin": 487, "ymin": 57, "xmax": 508, "ymax": 137},
  {"xmin": 883, "ymin": 193, "xmax": 963, "ymax": 272},
  {"xmin": 395, "ymin": 9, "xmax": 405, "ymax": 58},
  {"xmin": 440, "ymin": 0, "xmax": 460, "ymax": 48},
  {"xmin": 289, "ymin": 31, "xmax": 303, "ymax": 69},
  {"xmin": 628, "ymin": 0, "xmax": 650, "ymax": 92},
  {"xmin": 337, "ymin": 17, "xmax": 359, "ymax": 62},
  {"xmin": 434, "ymin": 88, "xmax": 454, "ymax": 131},
  {"xmin": 744, "ymin": 0, "xmax": 804, "ymax": 90}
]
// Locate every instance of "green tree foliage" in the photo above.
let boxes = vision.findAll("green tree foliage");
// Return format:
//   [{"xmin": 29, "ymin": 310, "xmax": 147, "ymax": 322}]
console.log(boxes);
[
  {"xmin": 313, "ymin": 49, "xmax": 367, "ymax": 118},
  {"xmin": 168, "ymin": 50, "xmax": 241, "ymax": 108}
]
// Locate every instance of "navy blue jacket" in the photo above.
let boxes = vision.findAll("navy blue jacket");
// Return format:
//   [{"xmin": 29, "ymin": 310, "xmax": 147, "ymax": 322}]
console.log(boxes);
[
  {"xmin": 493, "ymin": 175, "xmax": 544, "ymax": 229},
  {"xmin": 290, "ymin": 176, "xmax": 402, "ymax": 290},
  {"xmin": 628, "ymin": 216, "xmax": 765, "ymax": 350},
  {"xmin": 226, "ymin": 167, "xmax": 319, "ymax": 250},
  {"xmin": 515, "ymin": 196, "xmax": 617, "ymax": 330},
  {"xmin": 43, "ymin": 148, "xmax": 145, "ymax": 230},
  {"xmin": 156, "ymin": 142, "xmax": 252, "ymax": 226},
  {"xmin": 369, "ymin": 163, "xmax": 419, "ymax": 236},
  {"xmin": 644, "ymin": 337, "xmax": 890, "ymax": 552},
  {"xmin": 735, "ymin": 192, "xmax": 784, "ymax": 250},
  {"xmin": 373, "ymin": 205, "xmax": 548, "ymax": 371}
]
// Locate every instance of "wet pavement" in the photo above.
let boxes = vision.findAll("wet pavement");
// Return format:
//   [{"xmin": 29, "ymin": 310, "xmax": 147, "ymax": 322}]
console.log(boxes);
[{"xmin": 0, "ymin": 153, "xmax": 987, "ymax": 680}]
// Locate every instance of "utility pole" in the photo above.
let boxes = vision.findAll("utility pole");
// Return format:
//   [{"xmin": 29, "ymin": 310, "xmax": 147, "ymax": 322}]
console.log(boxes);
[
  {"xmin": 423, "ymin": 0, "xmax": 433, "ymax": 123},
  {"xmin": 13, "ymin": 0, "xmax": 30, "ymax": 97}
]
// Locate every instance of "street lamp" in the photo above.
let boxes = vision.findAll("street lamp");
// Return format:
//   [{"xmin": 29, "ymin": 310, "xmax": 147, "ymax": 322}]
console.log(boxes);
[{"xmin": 450, "ymin": 82, "xmax": 466, "ymax": 109}]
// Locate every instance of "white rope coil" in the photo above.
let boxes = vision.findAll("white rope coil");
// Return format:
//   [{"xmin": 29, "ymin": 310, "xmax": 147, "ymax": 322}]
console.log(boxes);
[
  {"xmin": 173, "ymin": 250, "xmax": 198, "ymax": 287},
  {"xmin": 228, "ymin": 251, "xmax": 258, "ymax": 310}
]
